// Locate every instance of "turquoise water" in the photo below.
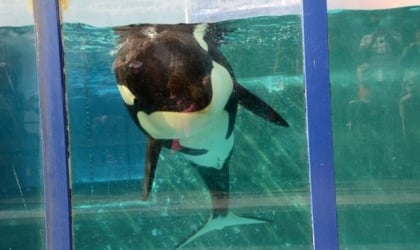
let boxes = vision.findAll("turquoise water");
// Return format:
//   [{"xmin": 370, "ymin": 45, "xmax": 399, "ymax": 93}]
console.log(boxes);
[
  {"xmin": 1, "ymin": 6, "xmax": 420, "ymax": 250},
  {"xmin": 64, "ymin": 15, "xmax": 311, "ymax": 249},
  {"xmin": 63, "ymin": 14, "xmax": 305, "ymax": 185},
  {"xmin": 0, "ymin": 25, "xmax": 44, "ymax": 249},
  {"xmin": 328, "ymin": 6, "xmax": 420, "ymax": 249}
]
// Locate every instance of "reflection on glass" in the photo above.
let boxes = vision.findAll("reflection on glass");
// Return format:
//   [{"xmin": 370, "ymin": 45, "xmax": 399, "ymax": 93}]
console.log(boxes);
[
  {"xmin": 329, "ymin": 6, "xmax": 420, "ymax": 248},
  {"xmin": 64, "ymin": 3, "xmax": 311, "ymax": 249},
  {"xmin": 0, "ymin": 13, "xmax": 44, "ymax": 250}
]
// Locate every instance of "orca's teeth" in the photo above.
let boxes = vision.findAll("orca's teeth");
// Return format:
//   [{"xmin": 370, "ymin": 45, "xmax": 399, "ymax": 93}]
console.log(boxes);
[{"xmin": 174, "ymin": 212, "xmax": 268, "ymax": 249}]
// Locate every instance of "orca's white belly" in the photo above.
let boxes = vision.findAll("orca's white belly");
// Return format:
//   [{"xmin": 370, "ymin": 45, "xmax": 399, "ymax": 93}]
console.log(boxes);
[
  {"xmin": 179, "ymin": 111, "xmax": 233, "ymax": 169},
  {"xmin": 138, "ymin": 109, "xmax": 233, "ymax": 169}
]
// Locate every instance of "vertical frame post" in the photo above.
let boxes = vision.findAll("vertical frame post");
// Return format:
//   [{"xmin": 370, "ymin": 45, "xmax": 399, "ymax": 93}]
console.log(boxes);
[
  {"xmin": 33, "ymin": 1, "xmax": 72, "ymax": 250},
  {"xmin": 302, "ymin": 0, "xmax": 339, "ymax": 249}
]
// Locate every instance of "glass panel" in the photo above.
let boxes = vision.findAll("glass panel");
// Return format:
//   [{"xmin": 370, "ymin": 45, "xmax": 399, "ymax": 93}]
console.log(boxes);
[
  {"xmin": 63, "ymin": 1, "xmax": 311, "ymax": 249},
  {"xmin": 0, "ymin": 2, "xmax": 45, "ymax": 250},
  {"xmin": 328, "ymin": 1, "xmax": 420, "ymax": 249}
]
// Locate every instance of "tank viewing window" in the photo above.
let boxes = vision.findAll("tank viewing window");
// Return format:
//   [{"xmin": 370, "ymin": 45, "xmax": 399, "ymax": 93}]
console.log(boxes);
[
  {"xmin": 61, "ymin": 0, "xmax": 313, "ymax": 249},
  {"xmin": 327, "ymin": 1, "xmax": 420, "ymax": 249},
  {"xmin": 16, "ymin": 0, "xmax": 420, "ymax": 249},
  {"xmin": 0, "ymin": 2, "xmax": 45, "ymax": 250}
]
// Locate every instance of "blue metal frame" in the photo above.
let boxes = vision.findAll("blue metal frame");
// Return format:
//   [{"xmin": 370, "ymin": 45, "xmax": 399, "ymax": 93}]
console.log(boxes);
[
  {"xmin": 302, "ymin": 0, "xmax": 339, "ymax": 249},
  {"xmin": 33, "ymin": 1, "xmax": 73, "ymax": 250},
  {"xmin": 32, "ymin": 0, "xmax": 338, "ymax": 249}
]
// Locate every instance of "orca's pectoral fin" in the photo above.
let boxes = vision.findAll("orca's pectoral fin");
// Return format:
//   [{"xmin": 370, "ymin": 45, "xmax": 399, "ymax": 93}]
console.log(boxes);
[
  {"xmin": 234, "ymin": 82, "xmax": 289, "ymax": 127},
  {"xmin": 142, "ymin": 137, "xmax": 162, "ymax": 201},
  {"xmin": 175, "ymin": 212, "xmax": 269, "ymax": 249}
]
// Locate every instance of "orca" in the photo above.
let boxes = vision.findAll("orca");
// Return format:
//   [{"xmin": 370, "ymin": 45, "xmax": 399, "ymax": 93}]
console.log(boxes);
[{"xmin": 113, "ymin": 23, "xmax": 288, "ymax": 249}]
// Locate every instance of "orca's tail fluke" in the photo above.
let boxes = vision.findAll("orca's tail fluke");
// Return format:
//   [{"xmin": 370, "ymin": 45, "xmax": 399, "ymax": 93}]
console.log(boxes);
[
  {"xmin": 175, "ymin": 157, "xmax": 269, "ymax": 249},
  {"xmin": 174, "ymin": 212, "xmax": 269, "ymax": 249},
  {"xmin": 234, "ymin": 82, "xmax": 289, "ymax": 127}
]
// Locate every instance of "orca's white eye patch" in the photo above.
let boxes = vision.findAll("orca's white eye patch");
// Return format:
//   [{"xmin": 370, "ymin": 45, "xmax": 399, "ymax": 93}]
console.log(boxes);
[
  {"xmin": 117, "ymin": 84, "xmax": 136, "ymax": 105},
  {"xmin": 193, "ymin": 23, "xmax": 209, "ymax": 51}
]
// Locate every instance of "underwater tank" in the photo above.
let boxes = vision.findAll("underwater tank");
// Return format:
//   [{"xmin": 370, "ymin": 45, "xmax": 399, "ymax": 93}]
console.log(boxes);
[
  {"xmin": 0, "ymin": 13, "xmax": 45, "ymax": 250},
  {"xmin": 0, "ymin": 0, "xmax": 419, "ymax": 249},
  {"xmin": 65, "ymin": 15, "xmax": 311, "ymax": 250},
  {"xmin": 329, "ymin": 6, "xmax": 420, "ymax": 248}
]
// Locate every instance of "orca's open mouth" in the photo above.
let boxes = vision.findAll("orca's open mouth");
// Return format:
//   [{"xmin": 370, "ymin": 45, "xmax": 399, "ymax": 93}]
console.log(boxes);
[
  {"xmin": 174, "ymin": 99, "xmax": 199, "ymax": 113},
  {"xmin": 166, "ymin": 75, "xmax": 212, "ymax": 113}
]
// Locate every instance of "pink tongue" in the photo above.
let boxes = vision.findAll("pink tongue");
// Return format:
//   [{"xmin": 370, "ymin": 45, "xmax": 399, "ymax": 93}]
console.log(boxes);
[
  {"xmin": 183, "ymin": 103, "xmax": 197, "ymax": 112},
  {"xmin": 176, "ymin": 99, "xmax": 197, "ymax": 112}
]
